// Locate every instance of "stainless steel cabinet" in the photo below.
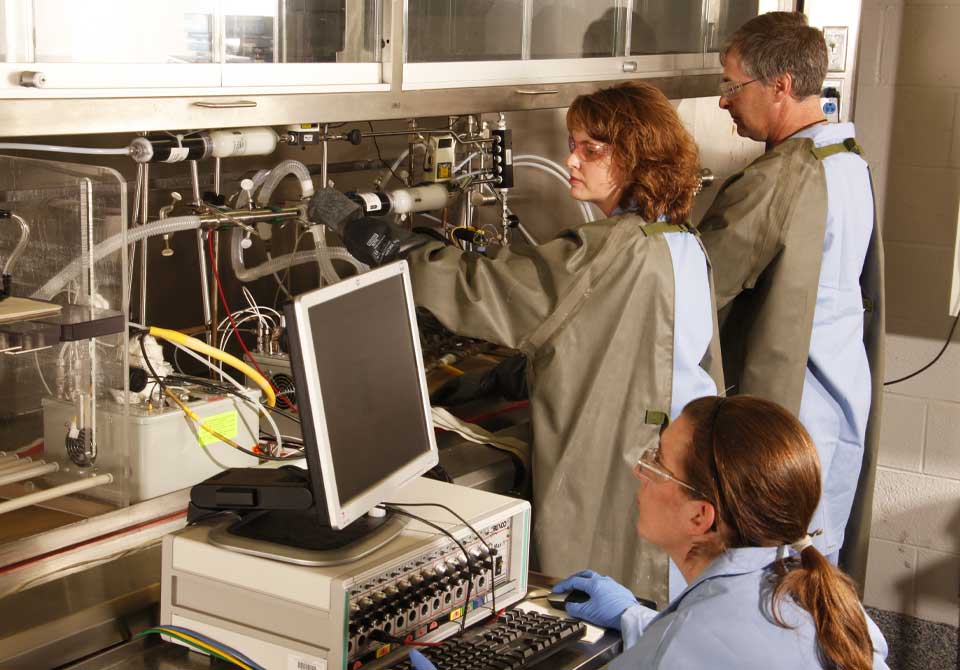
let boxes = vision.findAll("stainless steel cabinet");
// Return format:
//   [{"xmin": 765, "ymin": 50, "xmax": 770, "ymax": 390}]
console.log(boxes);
[
  {"xmin": 402, "ymin": 1, "xmax": 768, "ymax": 90},
  {"xmin": 0, "ymin": 0, "xmax": 384, "ymax": 96},
  {"xmin": 0, "ymin": 0, "xmax": 791, "ymax": 136}
]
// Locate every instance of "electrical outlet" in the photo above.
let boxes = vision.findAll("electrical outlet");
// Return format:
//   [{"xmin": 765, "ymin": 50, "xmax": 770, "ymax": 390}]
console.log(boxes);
[{"xmin": 823, "ymin": 26, "xmax": 848, "ymax": 72}]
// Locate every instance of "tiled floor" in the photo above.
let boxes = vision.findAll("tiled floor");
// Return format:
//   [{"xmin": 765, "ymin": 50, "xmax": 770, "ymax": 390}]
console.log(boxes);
[{"xmin": 867, "ymin": 607, "xmax": 959, "ymax": 670}]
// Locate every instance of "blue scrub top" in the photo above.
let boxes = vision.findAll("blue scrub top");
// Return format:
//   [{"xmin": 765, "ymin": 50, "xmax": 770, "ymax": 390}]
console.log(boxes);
[
  {"xmin": 662, "ymin": 231, "xmax": 718, "ymax": 419},
  {"xmin": 612, "ymin": 209, "xmax": 717, "ymax": 420},
  {"xmin": 790, "ymin": 123, "xmax": 874, "ymax": 557},
  {"xmin": 612, "ymin": 546, "xmax": 890, "ymax": 669}
]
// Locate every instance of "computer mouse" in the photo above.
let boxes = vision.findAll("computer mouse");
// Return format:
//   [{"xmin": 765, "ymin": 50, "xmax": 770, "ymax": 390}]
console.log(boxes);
[
  {"xmin": 546, "ymin": 589, "xmax": 658, "ymax": 612},
  {"xmin": 546, "ymin": 589, "xmax": 591, "ymax": 611}
]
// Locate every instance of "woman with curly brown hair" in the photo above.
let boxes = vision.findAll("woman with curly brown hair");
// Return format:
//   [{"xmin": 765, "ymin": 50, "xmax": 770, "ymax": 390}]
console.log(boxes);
[
  {"xmin": 317, "ymin": 81, "xmax": 722, "ymax": 598},
  {"xmin": 551, "ymin": 395, "xmax": 889, "ymax": 669}
]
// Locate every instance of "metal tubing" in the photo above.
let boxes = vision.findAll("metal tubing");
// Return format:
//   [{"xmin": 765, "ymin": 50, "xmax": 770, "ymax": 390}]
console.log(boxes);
[
  {"xmin": 321, "ymin": 123, "xmax": 329, "ymax": 188},
  {"xmin": 199, "ymin": 208, "xmax": 302, "ymax": 225},
  {"xmin": 305, "ymin": 158, "xmax": 394, "ymax": 175},
  {"xmin": 0, "ymin": 473, "xmax": 112, "ymax": 516},
  {"xmin": 0, "ymin": 462, "xmax": 59, "ymax": 488},
  {"xmin": 213, "ymin": 157, "xmax": 222, "ymax": 196},
  {"xmin": 329, "ymin": 128, "xmax": 456, "ymax": 142},
  {"xmin": 191, "ymin": 161, "xmax": 212, "ymax": 342},
  {"xmin": 516, "ymin": 222, "xmax": 538, "ymax": 246},
  {"xmin": 210, "ymin": 229, "xmax": 219, "ymax": 356},
  {"xmin": 138, "ymin": 162, "xmax": 149, "ymax": 325},
  {"xmin": 189, "ymin": 160, "xmax": 203, "ymax": 207},
  {"xmin": 196, "ymin": 230, "xmax": 212, "ymax": 344},
  {"xmin": 0, "ymin": 454, "xmax": 22, "ymax": 465}
]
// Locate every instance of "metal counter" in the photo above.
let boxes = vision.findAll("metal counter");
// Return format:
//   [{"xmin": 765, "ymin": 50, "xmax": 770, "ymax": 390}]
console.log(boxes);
[{"xmin": 65, "ymin": 606, "xmax": 621, "ymax": 670}]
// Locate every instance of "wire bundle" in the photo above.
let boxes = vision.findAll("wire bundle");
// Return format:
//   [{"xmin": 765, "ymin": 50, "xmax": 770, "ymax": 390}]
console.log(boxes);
[
  {"xmin": 379, "ymin": 501, "xmax": 503, "ymax": 636},
  {"xmin": 131, "ymin": 326, "xmax": 301, "ymax": 461},
  {"xmin": 140, "ymin": 625, "xmax": 266, "ymax": 670}
]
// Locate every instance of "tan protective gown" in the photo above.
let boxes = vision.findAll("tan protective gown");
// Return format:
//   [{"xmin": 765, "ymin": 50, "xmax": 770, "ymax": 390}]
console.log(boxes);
[
  {"xmin": 406, "ymin": 215, "xmax": 723, "ymax": 600},
  {"xmin": 696, "ymin": 137, "xmax": 885, "ymax": 583}
]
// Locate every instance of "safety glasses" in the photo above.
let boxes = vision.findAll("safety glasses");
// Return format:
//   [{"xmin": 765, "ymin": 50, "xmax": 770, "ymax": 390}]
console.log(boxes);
[
  {"xmin": 718, "ymin": 78, "xmax": 759, "ymax": 100},
  {"xmin": 567, "ymin": 136, "xmax": 612, "ymax": 163},
  {"xmin": 634, "ymin": 444, "xmax": 706, "ymax": 498}
]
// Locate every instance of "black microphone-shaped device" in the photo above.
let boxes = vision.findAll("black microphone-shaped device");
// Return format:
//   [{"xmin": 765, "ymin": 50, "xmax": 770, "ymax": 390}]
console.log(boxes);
[{"xmin": 307, "ymin": 188, "xmax": 362, "ymax": 236}]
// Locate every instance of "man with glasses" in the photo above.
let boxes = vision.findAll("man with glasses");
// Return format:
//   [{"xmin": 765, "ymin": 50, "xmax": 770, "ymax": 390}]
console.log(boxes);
[{"xmin": 697, "ymin": 12, "xmax": 884, "ymax": 577}]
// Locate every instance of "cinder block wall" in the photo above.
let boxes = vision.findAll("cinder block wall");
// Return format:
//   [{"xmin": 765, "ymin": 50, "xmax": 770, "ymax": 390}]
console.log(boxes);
[{"xmin": 855, "ymin": 0, "xmax": 960, "ymax": 628}]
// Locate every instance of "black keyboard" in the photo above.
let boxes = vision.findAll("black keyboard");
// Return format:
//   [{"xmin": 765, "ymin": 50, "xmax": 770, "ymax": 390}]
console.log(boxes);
[{"xmin": 384, "ymin": 609, "xmax": 587, "ymax": 670}]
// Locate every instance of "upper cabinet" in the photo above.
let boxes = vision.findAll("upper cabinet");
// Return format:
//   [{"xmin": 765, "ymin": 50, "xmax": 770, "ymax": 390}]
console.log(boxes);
[
  {"xmin": 0, "ymin": 0, "xmax": 386, "ymax": 97},
  {"xmin": 0, "ymin": 0, "xmax": 791, "ymax": 134},
  {"xmin": 401, "ymin": 0, "xmax": 765, "ymax": 90}
]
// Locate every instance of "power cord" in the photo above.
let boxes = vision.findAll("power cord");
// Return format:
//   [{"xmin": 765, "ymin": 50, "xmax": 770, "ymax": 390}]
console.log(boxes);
[
  {"xmin": 884, "ymin": 311, "xmax": 959, "ymax": 385},
  {"xmin": 368, "ymin": 121, "xmax": 405, "ymax": 186}
]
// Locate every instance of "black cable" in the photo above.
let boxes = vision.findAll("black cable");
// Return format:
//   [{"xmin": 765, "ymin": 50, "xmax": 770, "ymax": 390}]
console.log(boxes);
[
  {"xmin": 884, "ymin": 311, "xmax": 960, "ymax": 385},
  {"xmin": 379, "ymin": 504, "xmax": 475, "ymax": 635},
  {"xmin": 139, "ymin": 333, "xmax": 168, "ymax": 409},
  {"xmin": 368, "ymin": 121, "xmax": 405, "ymax": 187},
  {"xmin": 412, "ymin": 226, "xmax": 449, "ymax": 243},
  {"xmin": 259, "ymin": 402, "xmax": 302, "ymax": 425},
  {"xmin": 388, "ymin": 501, "xmax": 498, "ymax": 622},
  {"xmin": 382, "ymin": 501, "xmax": 499, "ymax": 626},
  {"xmin": 163, "ymin": 374, "xmax": 302, "ymax": 425}
]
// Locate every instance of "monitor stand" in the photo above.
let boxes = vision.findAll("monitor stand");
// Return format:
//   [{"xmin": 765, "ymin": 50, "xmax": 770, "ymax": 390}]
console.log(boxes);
[{"xmin": 207, "ymin": 508, "xmax": 409, "ymax": 567}]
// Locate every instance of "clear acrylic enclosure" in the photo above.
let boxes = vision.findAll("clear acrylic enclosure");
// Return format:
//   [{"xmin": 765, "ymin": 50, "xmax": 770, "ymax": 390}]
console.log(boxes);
[{"xmin": 0, "ymin": 155, "xmax": 130, "ymax": 544}]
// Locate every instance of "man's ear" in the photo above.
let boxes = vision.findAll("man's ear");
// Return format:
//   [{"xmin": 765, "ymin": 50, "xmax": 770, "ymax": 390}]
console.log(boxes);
[
  {"xmin": 771, "ymin": 72, "xmax": 793, "ymax": 102},
  {"xmin": 687, "ymin": 499, "xmax": 717, "ymax": 537}
]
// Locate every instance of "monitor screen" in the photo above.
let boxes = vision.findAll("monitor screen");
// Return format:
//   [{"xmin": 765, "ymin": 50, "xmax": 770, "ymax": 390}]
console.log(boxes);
[{"xmin": 284, "ymin": 262, "xmax": 438, "ymax": 529}]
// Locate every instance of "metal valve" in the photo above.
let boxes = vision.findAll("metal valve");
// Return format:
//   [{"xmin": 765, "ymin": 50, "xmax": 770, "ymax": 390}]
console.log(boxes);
[
  {"xmin": 240, "ymin": 178, "xmax": 256, "ymax": 209},
  {"xmin": 697, "ymin": 168, "xmax": 716, "ymax": 193},
  {"xmin": 159, "ymin": 192, "xmax": 182, "ymax": 257}
]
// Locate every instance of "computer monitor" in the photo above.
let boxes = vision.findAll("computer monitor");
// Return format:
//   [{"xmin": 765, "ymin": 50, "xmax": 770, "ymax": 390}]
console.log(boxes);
[
  {"xmin": 195, "ymin": 261, "xmax": 438, "ymax": 564},
  {"xmin": 283, "ymin": 260, "xmax": 439, "ymax": 529}
]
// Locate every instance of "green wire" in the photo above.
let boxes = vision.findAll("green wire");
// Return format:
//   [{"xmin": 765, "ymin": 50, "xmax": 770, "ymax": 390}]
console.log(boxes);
[{"xmin": 138, "ymin": 628, "xmax": 247, "ymax": 669}]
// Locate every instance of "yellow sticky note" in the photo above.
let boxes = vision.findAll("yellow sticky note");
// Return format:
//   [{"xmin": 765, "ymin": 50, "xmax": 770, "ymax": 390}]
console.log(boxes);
[{"xmin": 199, "ymin": 410, "xmax": 238, "ymax": 446}]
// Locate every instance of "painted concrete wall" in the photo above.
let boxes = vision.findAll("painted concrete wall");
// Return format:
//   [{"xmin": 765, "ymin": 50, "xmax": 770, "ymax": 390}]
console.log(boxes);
[{"xmin": 855, "ymin": 0, "xmax": 960, "ymax": 628}]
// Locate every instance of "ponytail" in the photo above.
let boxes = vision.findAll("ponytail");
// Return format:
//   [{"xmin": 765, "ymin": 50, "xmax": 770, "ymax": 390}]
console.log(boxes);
[
  {"xmin": 772, "ymin": 546, "xmax": 873, "ymax": 670},
  {"xmin": 682, "ymin": 396, "xmax": 876, "ymax": 670}
]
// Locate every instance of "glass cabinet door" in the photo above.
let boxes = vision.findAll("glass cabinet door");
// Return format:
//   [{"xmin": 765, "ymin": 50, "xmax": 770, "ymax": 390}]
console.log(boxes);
[
  {"xmin": 0, "ymin": 0, "xmax": 221, "ymax": 90},
  {"xmin": 529, "ymin": 1, "xmax": 625, "ymax": 60},
  {"xmin": 405, "ymin": 0, "xmax": 523, "ymax": 63},
  {"xmin": 0, "ymin": 0, "xmax": 383, "ymax": 96},
  {"xmin": 703, "ymin": 0, "xmax": 761, "ymax": 66},
  {"xmin": 403, "ymin": 0, "xmax": 776, "ymax": 90},
  {"xmin": 221, "ymin": 0, "xmax": 383, "ymax": 89},
  {"xmin": 631, "ymin": 1, "xmax": 703, "ymax": 55},
  {"xmin": 402, "ymin": 0, "xmax": 710, "ymax": 90}
]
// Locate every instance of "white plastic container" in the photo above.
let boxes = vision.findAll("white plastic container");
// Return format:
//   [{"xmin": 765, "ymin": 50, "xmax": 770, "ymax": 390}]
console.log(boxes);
[
  {"xmin": 209, "ymin": 127, "xmax": 279, "ymax": 158},
  {"xmin": 42, "ymin": 394, "xmax": 260, "ymax": 503}
]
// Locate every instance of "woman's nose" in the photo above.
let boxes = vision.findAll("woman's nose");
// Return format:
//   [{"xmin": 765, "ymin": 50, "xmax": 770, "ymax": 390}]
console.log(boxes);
[{"xmin": 565, "ymin": 151, "xmax": 579, "ymax": 171}]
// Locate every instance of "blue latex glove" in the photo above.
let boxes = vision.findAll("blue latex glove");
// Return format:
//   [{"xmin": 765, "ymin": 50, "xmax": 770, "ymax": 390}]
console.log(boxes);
[
  {"xmin": 408, "ymin": 649, "xmax": 437, "ymax": 670},
  {"xmin": 551, "ymin": 569, "xmax": 639, "ymax": 630}
]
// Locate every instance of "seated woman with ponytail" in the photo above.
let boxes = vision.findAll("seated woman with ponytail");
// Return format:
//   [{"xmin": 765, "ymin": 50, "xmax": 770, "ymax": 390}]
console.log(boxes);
[{"xmin": 550, "ymin": 395, "xmax": 889, "ymax": 669}]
